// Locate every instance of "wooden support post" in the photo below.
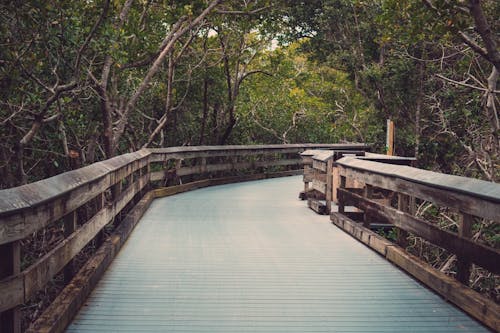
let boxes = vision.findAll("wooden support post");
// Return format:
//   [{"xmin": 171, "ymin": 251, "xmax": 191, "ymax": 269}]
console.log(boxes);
[
  {"xmin": 0, "ymin": 241, "xmax": 21, "ymax": 333},
  {"xmin": 94, "ymin": 193, "xmax": 106, "ymax": 247},
  {"xmin": 456, "ymin": 213, "xmax": 473, "ymax": 285},
  {"xmin": 201, "ymin": 157, "xmax": 207, "ymax": 174},
  {"xmin": 175, "ymin": 159, "xmax": 183, "ymax": 184},
  {"xmin": 63, "ymin": 211, "xmax": 78, "ymax": 283},
  {"xmin": 397, "ymin": 193, "xmax": 410, "ymax": 248},
  {"xmin": 325, "ymin": 158, "xmax": 333, "ymax": 214},
  {"xmin": 386, "ymin": 119, "xmax": 394, "ymax": 156},
  {"xmin": 363, "ymin": 184, "xmax": 373, "ymax": 228},
  {"xmin": 338, "ymin": 175, "xmax": 346, "ymax": 214}
]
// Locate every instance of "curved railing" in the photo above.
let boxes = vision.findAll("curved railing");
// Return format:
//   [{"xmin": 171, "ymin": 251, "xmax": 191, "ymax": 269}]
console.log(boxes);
[{"xmin": 0, "ymin": 143, "xmax": 368, "ymax": 332}]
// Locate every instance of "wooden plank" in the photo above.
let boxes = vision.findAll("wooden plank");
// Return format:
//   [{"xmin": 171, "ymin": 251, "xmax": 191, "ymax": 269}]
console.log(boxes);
[
  {"xmin": 336, "ymin": 157, "xmax": 500, "ymax": 220},
  {"xmin": 148, "ymin": 144, "xmax": 370, "ymax": 162},
  {"xmin": 385, "ymin": 246, "xmax": 500, "ymax": 332},
  {"xmin": 307, "ymin": 199, "xmax": 326, "ymax": 215},
  {"xmin": 338, "ymin": 188, "xmax": 500, "ymax": 273},
  {"xmin": 312, "ymin": 159, "xmax": 327, "ymax": 172},
  {"xmin": 26, "ymin": 191, "xmax": 154, "ymax": 333},
  {"xmin": 176, "ymin": 159, "xmax": 301, "ymax": 177},
  {"xmin": 312, "ymin": 179, "xmax": 327, "ymax": 194}
]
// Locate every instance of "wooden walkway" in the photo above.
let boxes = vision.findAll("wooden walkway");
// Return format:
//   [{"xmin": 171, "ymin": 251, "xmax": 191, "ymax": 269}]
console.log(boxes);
[{"xmin": 66, "ymin": 176, "xmax": 489, "ymax": 333}]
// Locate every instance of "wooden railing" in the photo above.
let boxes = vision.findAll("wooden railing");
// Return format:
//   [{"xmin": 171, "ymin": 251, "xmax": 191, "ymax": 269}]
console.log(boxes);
[
  {"xmin": 0, "ymin": 143, "xmax": 367, "ymax": 333},
  {"xmin": 330, "ymin": 156, "xmax": 500, "ymax": 331}
]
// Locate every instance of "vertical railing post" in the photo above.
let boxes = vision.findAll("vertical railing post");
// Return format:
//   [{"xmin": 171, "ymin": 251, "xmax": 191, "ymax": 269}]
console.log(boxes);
[
  {"xmin": 363, "ymin": 184, "xmax": 373, "ymax": 228},
  {"xmin": 95, "ymin": 192, "xmax": 106, "ymax": 247},
  {"xmin": 456, "ymin": 212, "xmax": 473, "ymax": 285},
  {"xmin": 325, "ymin": 158, "xmax": 333, "ymax": 214},
  {"xmin": 396, "ymin": 193, "xmax": 410, "ymax": 248},
  {"xmin": 0, "ymin": 241, "xmax": 21, "ymax": 333},
  {"xmin": 63, "ymin": 211, "xmax": 78, "ymax": 283},
  {"xmin": 338, "ymin": 174, "xmax": 346, "ymax": 214}
]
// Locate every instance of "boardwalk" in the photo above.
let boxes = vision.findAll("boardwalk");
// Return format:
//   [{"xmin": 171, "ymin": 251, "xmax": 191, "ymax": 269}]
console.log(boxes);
[{"xmin": 66, "ymin": 176, "xmax": 488, "ymax": 333}]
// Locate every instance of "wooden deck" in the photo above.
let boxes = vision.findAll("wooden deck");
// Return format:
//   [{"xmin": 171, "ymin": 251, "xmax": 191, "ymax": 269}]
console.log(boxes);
[{"xmin": 66, "ymin": 176, "xmax": 489, "ymax": 333}]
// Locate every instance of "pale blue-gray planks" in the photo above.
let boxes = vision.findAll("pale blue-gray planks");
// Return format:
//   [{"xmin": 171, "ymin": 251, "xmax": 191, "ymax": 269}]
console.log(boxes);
[{"xmin": 66, "ymin": 176, "xmax": 489, "ymax": 333}]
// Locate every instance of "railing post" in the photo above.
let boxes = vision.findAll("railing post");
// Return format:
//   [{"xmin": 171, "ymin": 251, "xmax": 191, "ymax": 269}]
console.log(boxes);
[
  {"xmin": 63, "ymin": 211, "xmax": 78, "ymax": 283},
  {"xmin": 456, "ymin": 212, "xmax": 473, "ymax": 285},
  {"xmin": 0, "ymin": 241, "xmax": 21, "ymax": 333},
  {"xmin": 397, "ymin": 193, "xmax": 410, "ymax": 248},
  {"xmin": 363, "ymin": 184, "xmax": 373, "ymax": 228},
  {"xmin": 95, "ymin": 193, "xmax": 106, "ymax": 247},
  {"xmin": 325, "ymin": 158, "xmax": 333, "ymax": 214},
  {"xmin": 338, "ymin": 175, "xmax": 346, "ymax": 214}
]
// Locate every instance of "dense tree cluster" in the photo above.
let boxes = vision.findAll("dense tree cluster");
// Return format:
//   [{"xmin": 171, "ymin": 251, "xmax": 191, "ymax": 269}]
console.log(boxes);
[{"xmin": 1, "ymin": 0, "xmax": 497, "ymax": 187}]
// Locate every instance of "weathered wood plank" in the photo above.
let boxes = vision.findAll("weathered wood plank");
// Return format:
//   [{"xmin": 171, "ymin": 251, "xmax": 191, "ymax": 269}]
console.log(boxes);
[
  {"xmin": 338, "ymin": 188, "xmax": 500, "ymax": 273},
  {"xmin": 148, "ymin": 144, "xmax": 370, "ymax": 162},
  {"xmin": 176, "ymin": 159, "xmax": 301, "ymax": 176},
  {"xmin": 336, "ymin": 157, "xmax": 500, "ymax": 220},
  {"xmin": 312, "ymin": 179, "xmax": 327, "ymax": 194},
  {"xmin": 307, "ymin": 199, "xmax": 327, "ymax": 215}
]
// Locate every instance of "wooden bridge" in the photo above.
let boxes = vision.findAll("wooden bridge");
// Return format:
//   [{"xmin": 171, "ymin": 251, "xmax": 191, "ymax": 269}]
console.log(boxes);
[{"xmin": 0, "ymin": 144, "xmax": 498, "ymax": 332}]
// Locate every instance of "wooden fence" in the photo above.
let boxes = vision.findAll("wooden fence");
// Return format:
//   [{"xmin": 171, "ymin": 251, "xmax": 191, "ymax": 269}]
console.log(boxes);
[{"xmin": 0, "ymin": 144, "xmax": 367, "ymax": 333}]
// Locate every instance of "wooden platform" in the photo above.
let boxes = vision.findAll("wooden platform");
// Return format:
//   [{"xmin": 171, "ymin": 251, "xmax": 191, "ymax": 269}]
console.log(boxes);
[{"xmin": 66, "ymin": 176, "xmax": 489, "ymax": 333}]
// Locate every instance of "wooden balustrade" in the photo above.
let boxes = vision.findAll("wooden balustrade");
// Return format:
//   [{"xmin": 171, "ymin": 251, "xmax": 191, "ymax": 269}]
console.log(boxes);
[
  {"xmin": 331, "ymin": 156, "xmax": 500, "ymax": 331},
  {"xmin": 0, "ymin": 143, "xmax": 364, "ymax": 333}
]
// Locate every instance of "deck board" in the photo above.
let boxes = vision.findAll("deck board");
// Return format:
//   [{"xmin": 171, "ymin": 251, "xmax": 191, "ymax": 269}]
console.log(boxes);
[{"xmin": 66, "ymin": 176, "xmax": 489, "ymax": 333}]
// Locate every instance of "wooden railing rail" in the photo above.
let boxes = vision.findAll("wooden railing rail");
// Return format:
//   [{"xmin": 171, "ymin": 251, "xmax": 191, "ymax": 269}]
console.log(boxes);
[
  {"xmin": 0, "ymin": 143, "xmax": 366, "ymax": 333},
  {"xmin": 332, "ymin": 156, "xmax": 500, "ymax": 331}
]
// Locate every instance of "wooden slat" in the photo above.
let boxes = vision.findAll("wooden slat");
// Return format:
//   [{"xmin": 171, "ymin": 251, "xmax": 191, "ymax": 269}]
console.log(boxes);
[
  {"xmin": 176, "ymin": 159, "xmax": 301, "ymax": 177},
  {"xmin": 312, "ymin": 179, "xmax": 326, "ymax": 194},
  {"xmin": 338, "ymin": 188, "xmax": 500, "ymax": 273},
  {"xmin": 148, "ymin": 144, "xmax": 370, "ymax": 162},
  {"xmin": 337, "ymin": 158, "xmax": 500, "ymax": 220}
]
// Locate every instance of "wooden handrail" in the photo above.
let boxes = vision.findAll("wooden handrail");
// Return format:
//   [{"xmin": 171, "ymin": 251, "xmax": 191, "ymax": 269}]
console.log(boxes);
[
  {"xmin": 333, "ymin": 155, "xmax": 500, "ymax": 331},
  {"xmin": 0, "ymin": 143, "xmax": 366, "ymax": 332}
]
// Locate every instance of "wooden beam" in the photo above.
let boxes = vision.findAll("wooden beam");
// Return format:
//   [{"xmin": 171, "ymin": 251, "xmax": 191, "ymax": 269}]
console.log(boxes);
[{"xmin": 337, "ymin": 163, "xmax": 500, "ymax": 220}]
